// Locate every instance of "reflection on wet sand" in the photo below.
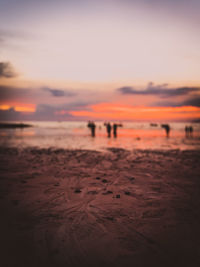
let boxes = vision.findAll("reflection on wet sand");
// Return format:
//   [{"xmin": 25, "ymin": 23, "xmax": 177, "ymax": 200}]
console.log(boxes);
[{"xmin": 0, "ymin": 121, "xmax": 199, "ymax": 151}]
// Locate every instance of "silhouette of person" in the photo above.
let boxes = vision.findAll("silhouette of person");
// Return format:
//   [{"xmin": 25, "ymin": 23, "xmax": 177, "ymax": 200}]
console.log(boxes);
[
  {"xmin": 104, "ymin": 122, "xmax": 112, "ymax": 138},
  {"xmin": 113, "ymin": 123, "xmax": 122, "ymax": 138},
  {"xmin": 185, "ymin": 125, "xmax": 194, "ymax": 138},
  {"xmin": 87, "ymin": 121, "xmax": 96, "ymax": 137},
  {"xmin": 161, "ymin": 124, "xmax": 170, "ymax": 138},
  {"xmin": 189, "ymin": 126, "xmax": 193, "ymax": 138},
  {"xmin": 113, "ymin": 123, "xmax": 118, "ymax": 138},
  {"xmin": 185, "ymin": 126, "xmax": 189, "ymax": 138}
]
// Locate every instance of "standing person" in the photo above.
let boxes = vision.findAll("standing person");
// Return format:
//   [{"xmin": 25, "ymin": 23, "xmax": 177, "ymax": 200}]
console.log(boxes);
[
  {"xmin": 91, "ymin": 122, "xmax": 96, "ymax": 137},
  {"xmin": 113, "ymin": 123, "xmax": 118, "ymax": 138},
  {"xmin": 113, "ymin": 123, "xmax": 122, "ymax": 138},
  {"xmin": 161, "ymin": 124, "xmax": 170, "ymax": 138},
  {"xmin": 87, "ymin": 121, "xmax": 96, "ymax": 137},
  {"xmin": 189, "ymin": 126, "xmax": 193, "ymax": 138},
  {"xmin": 104, "ymin": 122, "xmax": 112, "ymax": 138}
]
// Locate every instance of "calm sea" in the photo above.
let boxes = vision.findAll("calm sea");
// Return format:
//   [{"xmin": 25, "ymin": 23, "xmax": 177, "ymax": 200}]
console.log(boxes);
[{"xmin": 0, "ymin": 121, "xmax": 200, "ymax": 151}]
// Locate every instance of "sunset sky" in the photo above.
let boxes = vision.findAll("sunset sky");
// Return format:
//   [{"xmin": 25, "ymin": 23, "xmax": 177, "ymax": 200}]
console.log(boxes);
[{"xmin": 0, "ymin": 0, "xmax": 200, "ymax": 121}]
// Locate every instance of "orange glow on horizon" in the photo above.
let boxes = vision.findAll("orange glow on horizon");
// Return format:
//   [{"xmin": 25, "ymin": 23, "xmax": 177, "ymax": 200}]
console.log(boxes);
[
  {"xmin": 0, "ymin": 103, "xmax": 36, "ymax": 113},
  {"xmin": 69, "ymin": 103, "xmax": 200, "ymax": 121},
  {"xmin": 0, "ymin": 105, "xmax": 11, "ymax": 110}
]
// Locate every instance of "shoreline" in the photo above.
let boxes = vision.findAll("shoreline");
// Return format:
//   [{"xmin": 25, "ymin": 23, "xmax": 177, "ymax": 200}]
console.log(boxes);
[{"xmin": 1, "ymin": 144, "xmax": 200, "ymax": 153}]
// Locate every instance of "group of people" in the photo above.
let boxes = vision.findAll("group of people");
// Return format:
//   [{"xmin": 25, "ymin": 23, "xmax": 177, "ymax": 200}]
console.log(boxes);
[
  {"xmin": 88, "ymin": 121, "xmax": 195, "ymax": 139},
  {"xmin": 104, "ymin": 122, "xmax": 122, "ymax": 138},
  {"xmin": 87, "ymin": 121, "xmax": 122, "ymax": 138},
  {"xmin": 161, "ymin": 124, "xmax": 195, "ymax": 138}
]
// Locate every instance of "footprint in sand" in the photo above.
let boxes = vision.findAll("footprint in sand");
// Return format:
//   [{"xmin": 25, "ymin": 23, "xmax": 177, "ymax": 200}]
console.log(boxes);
[
  {"xmin": 102, "ymin": 190, "xmax": 113, "ymax": 195},
  {"xmin": 74, "ymin": 189, "xmax": 82, "ymax": 193}
]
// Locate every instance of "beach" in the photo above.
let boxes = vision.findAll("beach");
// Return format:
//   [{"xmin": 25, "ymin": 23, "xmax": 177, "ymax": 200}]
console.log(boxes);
[
  {"xmin": 1, "ymin": 0, "xmax": 200, "ymax": 266},
  {"xmin": 0, "ymin": 146, "xmax": 200, "ymax": 267}
]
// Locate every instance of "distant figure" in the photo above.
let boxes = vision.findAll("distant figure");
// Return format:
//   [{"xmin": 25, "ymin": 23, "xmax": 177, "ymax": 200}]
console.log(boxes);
[
  {"xmin": 161, "ymin": 124, "xmax": 170, "ymax": 138},
  {"xmin": 185, "ymin": 125, "xmax": 194, "ymax": 138},
  {"xmin": 189, "ymin": 126, "xmax": 193, "ymax": 138},
  {"xmin": 113, "ymin": 123, "xmax": 122, "ymax": 138},
  {"xmin": 185, "ymin": 126, "xmax": 189, "ymax": 138},
  {"xmin": 104, "ymin": 122, "xmax": 112, "ymax": 138},
  {"xmin": 87, "ymin": 121, "xmax": 96, "ymax": 137},
  {"xmin": 150, "ymin": 123, "xmax": 158, "ymax": 127}
]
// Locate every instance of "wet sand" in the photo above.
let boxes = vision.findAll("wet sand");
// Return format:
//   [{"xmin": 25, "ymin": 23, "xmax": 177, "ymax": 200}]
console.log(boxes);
[{"xmin": 0, "ymin": 147, "xmax": 200, "ymax": 267}]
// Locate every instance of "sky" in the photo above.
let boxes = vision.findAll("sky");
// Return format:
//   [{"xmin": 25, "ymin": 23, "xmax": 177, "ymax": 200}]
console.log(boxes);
[{"xmin": 0, "ymin": 0, "xmax": 200, "ymax": 121}]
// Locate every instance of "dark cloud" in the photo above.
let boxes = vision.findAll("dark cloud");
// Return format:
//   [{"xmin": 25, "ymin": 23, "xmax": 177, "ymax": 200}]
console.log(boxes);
[
  {"xmin": 61, "ymin": 101, "xmax": 92, "ymax": 111},
  {"xmin": 0, "ymin": 62, "xmax": 17, "ymax": 78},
  {"xmin": 155, "ymin": 95, "xmax": 200, "ymax": 108},
  {"xmin": 117, "ymin": 83, "xmax": 200, "ymax": 98},
  {"xmin": 0, "ymin": 85, "xmax": 29, "ymax": 101},
  {"xmin": 35, "ymin": 101, "xmax": 91, "ymax": 114},
  {"xmin": 43, "ymin": 87, "xmax": 76, "ymax": 97},
  {"xmin": 32, "ymin": 101, "xmax": 92, "ymax": 121},
  {"xmin": 182, "ymin": 96, "xmax": 200, "ymax": 107},
  {"xmin": 118, "ymin": 86, "xmax": 137, "ymax": 94}
]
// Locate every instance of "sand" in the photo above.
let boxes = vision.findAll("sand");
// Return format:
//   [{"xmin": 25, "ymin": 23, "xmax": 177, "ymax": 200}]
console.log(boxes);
[{"xmin": 0, "ymin": 147, "xmax": 200, "ymax": 267}]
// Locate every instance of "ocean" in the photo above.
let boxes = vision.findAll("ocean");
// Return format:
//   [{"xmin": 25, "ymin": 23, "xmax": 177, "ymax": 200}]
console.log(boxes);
[{"xmin": 0, "ymin": 121, "xmax": 200, "ymax": 151}]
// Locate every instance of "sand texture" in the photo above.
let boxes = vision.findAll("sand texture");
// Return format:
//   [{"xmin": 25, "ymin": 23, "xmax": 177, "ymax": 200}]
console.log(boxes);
[{"xmin": 0, "ymin": 147, "xmax": 200, "ymax": 267}]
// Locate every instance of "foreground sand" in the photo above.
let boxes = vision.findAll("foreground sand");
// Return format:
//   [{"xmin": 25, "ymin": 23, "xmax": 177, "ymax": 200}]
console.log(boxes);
[{"xmin": 0, "ymin": 147, "xmax": 200, "ymax": 267}]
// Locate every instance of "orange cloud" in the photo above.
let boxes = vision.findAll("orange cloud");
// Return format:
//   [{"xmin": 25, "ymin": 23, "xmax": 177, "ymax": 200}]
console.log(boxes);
[
  {"xmin": 70, "ymin": 103, "xmax": 200, "ymax": 121},
  {"xmin": 0, "ymin": 103, "xmax": 36, "ymax": 113}
]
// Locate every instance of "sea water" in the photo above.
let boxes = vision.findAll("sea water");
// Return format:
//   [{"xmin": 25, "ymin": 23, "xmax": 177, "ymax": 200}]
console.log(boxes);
[{"xmin": 0, "ymin": 121, "xmax": 200, "ymax": 151}]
